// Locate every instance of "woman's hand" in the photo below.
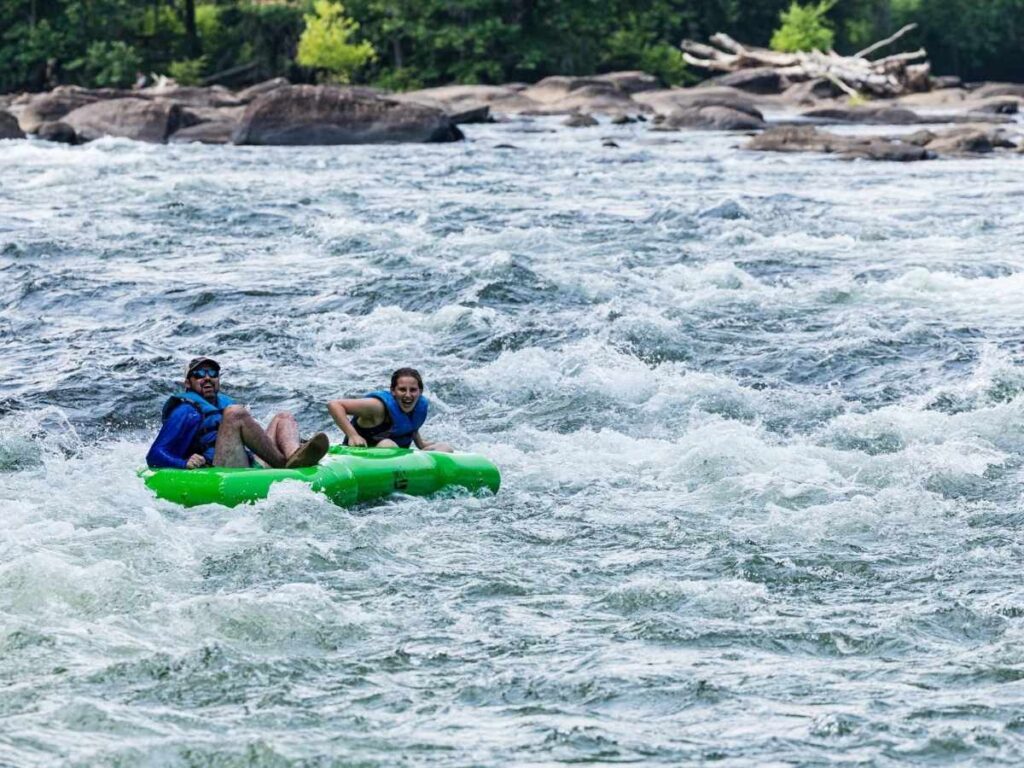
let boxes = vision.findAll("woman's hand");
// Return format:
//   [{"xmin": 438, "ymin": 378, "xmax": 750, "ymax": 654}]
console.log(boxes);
[
  {"xmin": 347, "ymin": 434, "xmax": 368, "ymax": 448},
  {"xmin": 186, "ymin": 453, "xmax": 207, "ymax": 469}
]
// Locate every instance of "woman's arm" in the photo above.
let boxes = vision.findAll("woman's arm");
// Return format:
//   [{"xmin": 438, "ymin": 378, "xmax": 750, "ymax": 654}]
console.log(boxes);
[
  {"xmin": 327, "ymin": 397, "xmax": 387, "ymax": 447},
  {"xmin": 413, "ymin": 430, "xmax": 454, "ymax": 453}
]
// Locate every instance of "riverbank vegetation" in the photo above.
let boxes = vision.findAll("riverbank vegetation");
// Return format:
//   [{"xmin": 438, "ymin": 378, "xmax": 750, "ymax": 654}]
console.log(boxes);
[{"xmin": 3, "ymin": 0, "xmax": 1023, "ymax": 93}]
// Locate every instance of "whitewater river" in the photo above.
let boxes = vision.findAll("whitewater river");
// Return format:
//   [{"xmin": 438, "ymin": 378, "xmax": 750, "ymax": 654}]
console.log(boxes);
[{"xmin": 2, "ymin": 120, "xmax": 1024, "ymax": 765}]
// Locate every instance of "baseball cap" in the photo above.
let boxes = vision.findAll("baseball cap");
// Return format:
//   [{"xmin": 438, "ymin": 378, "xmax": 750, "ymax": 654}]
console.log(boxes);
[{"xmin": 185, "ymin": 356, "xmax": 221, "ymax": 379}]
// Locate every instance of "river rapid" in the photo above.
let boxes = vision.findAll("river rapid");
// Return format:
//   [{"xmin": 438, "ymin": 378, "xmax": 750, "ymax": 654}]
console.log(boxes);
[{"xmin": 2, "ymin": 120, "xmax": 1024, "ymax": 766}]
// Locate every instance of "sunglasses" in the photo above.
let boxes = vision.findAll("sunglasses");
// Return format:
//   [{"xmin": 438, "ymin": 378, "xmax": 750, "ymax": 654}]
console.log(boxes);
[{"xmin": 189, "ymin": 367, "xmax": 220, "ymax": 379}]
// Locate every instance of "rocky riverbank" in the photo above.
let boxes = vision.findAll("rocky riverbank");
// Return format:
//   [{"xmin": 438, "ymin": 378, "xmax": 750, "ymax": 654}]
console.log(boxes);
[{"xmin": 1, "ymin": 71, "xmax": 1022, "ymax": 160}]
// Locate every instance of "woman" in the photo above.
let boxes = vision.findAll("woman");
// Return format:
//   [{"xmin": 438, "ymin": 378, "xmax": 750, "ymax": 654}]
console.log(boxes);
[{"xmin": 328, "ymin": 368, "xmax": 453, "ymax": 452}]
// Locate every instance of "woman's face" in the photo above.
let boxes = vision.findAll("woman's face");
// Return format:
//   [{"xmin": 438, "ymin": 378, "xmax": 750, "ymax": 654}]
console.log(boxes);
[{"xmin": 391, "ymin": 375, "xmax": 422, "ymax": 413}]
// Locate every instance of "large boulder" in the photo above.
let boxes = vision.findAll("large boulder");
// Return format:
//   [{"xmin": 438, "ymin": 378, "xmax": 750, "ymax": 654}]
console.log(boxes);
[
  {"xmin": 396, "ymin": 84, "xmax": 539, "ymax": 117},
  {"xmin": 62, "ymin": 98, "xmax": 184, "ymax": 142},
  {"xmin": 232, "ymin": 85, "xmax": 463, "ymax": 144},
  {"xmin": 655, "ymin": 104, "xmax": 766, "ymax": 130},
  {"xmin": 710, "ymin": 67, "xmax": 789, "ymax": 94},
  {"xmin": 800, "ymin": 106, "xmax": 924, "ymax": 125},
  {"xmin": 924, "ymin": 126, "xmax": 1016, "ymax": 155},
  {"xmin": 17, "ymin": 88, "xmax": 103, "ymax": 133},
  {"xmin": 633, "ymin": 86, "xmax": 762, "ymax": 117},
  {"xmin": 590, "ymin": 71, "xmax": 660, "ymax": 94},
  {"xmin": 521, "ymin": 76, "xmax": 644, "ymax": 114},
  {"xmin": 0, "ymin": 110, "xmax": 25, "ymax": 139}
]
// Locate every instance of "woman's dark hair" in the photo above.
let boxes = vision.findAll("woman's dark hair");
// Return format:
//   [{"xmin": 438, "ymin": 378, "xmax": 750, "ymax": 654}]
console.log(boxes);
[{"xmin": 391, "ymin": 367, "xmax": 424, "ymax": 390}]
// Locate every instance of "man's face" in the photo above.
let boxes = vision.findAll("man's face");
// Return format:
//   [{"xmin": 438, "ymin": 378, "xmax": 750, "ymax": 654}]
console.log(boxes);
[
  {"xmin": 186, "ymin": 365, "xmax": 220, "ymax": 402},
  {"xmin": 391, "ymin": 376, "xmax": 421, "ymax": 414}
]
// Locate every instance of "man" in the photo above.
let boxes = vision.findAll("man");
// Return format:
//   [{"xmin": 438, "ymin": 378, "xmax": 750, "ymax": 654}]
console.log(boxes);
[{"xmin": 147, "ymin": 357, "xmax": 329, "ymax": 470}]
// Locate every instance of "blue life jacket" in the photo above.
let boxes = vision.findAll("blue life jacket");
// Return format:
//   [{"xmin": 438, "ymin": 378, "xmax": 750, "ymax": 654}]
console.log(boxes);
[
  {"xmin": 162, "ymin": 391, "xmax": 236, "ymax": 464},
  {"xmin": 350, "ymin": 390, "xmax": 428, "ymax": 448}
]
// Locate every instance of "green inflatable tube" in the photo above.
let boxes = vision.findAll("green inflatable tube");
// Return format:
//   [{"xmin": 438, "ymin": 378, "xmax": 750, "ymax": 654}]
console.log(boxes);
[{"xmin": 139, "ymin": 445, "xmax": 501, "ymax": 508}]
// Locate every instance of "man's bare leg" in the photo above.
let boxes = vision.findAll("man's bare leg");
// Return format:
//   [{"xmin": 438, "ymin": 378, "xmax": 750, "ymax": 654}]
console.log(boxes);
[
  {"xmin": 213, "ymin": 405, "xmax": 289, "ymax": 468},
  {"xmin": 266, "ymin": 412, "xmax": 302, "ymax": 457}
]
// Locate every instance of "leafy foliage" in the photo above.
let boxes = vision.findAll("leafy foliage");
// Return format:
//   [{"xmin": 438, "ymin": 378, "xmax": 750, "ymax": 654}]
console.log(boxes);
[
  {"xmin": 297, "ymin": 0, "xmax": 376, "ymax": 83},
  {"xmin": 168, "ymin": 57, "xmax": 207, "ymax": 86},
  {"xmin": 1, "ymin": 0, "xmax": 1023, "ymax": 93},
  {"xmin": 770, "ymin": 1, "xmax": 837, "ymax": 52},
  {"xmin": 70, "ymin": 41, "xmax": 142, "ymax": 88}
]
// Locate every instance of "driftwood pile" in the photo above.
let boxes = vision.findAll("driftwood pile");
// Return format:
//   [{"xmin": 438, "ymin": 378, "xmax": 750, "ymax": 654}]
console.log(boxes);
[{"xmin": 681, "ymin": 25, "xmax": 930, "ymax": 97}]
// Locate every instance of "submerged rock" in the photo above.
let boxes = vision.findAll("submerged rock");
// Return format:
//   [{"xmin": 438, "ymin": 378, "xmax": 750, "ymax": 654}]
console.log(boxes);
[
  {"xmin": 563, "ymin": 112, "xmax": 598, "ymax": 127},
  {"xmin": 746, "ymin": 126, "xmax": 933, "ymax": 161},
  {"xmin": 232, "ymin": 85, "xmax": 463, "ymax": 145},
  {"xmin": 62, "ymin": 98, "xmax": 184, "ymax": 142}
]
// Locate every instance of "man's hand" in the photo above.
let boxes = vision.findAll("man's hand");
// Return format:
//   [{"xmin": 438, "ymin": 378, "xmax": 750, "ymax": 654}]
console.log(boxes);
[
  {"xmin": 347, "ymin": 434, "xmax": 368, "ymax": 448},
  {"xmin": 186, "ymin": 454, "xmax": 207, "ymax": 469}
]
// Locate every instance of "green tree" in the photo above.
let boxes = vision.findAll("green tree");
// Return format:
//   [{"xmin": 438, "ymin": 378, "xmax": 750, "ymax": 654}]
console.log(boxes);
[
  {"xmin": 297, "ymin": 0, "xmax": 375, "ymax": 83},
  {"xmin": 69, "ymin": 40, "xmax": 141, "ymax": 87},
  {"xmin": 770, "ymin": 0, "xmax": 836, "ymax": 52}
]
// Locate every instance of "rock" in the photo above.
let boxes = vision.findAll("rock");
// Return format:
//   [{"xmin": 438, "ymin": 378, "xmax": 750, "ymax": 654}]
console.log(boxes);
[
  {"xmin": 902, "ymin": 129, "xmax": 937, "ymax": 146},
  {"xmin": 232, "ymin": 85, "xmax": 463, "ymax": 145},
  {"xmin": 610, "ymin": 114, "xmax": 637, "ymax": 125},
  {"xmin": 633, "ymin": 86, "xmax": 763, "ymax": 119},
  {"xmin": 390, "ymin": 91, "xmax": 492, "ymax": 124},
  {"xmin": 62, "ymin": 98, "xmax": 183, "ymax": 142},
  {"xmin": 35, "ymin": 121, "xmax": 77, "ymax": 144},
  {"xmin": 972, "ymin": 83, "xmax": 1024, "ymax": 99},
  {"xmin": 744, "ymin": 124, "xmax": 1012, "ymax": 161},
  {"xmin": 710, "ymin": 67, "xmax": 788, "ymax": 94},
  {"xmin": 780, "ymin": 78, "xmax": 843, "ymax": 104},
  {"xmin": 590, "ymin": 71, "xmax": 660, "ymax": 94},
  {"xmin": 801, "ymin": 106, "xmax": 924, "ymax": 124},
  {"xmin": 969, "ymin": 98, "xmax": 1019, "ymax": 115},
  {"xmin": 520, "ymin": 76, "xmax": 645, "ymax": 115},
  {"xmin": 924, "ymin": 126, "xmax": 1014, "ymax": 154},
  {"xmin": 18, "ymin": 88, "xmax": 102, "ymax": 133},
  {"xmin": 602, "ymin": 139, "xmax": 619, "ymax": 148},
  {"xmin": 494, "ymin": 143, "xmax": 519, "ymax": 150},
  {"xmin": 179, "ymin": 105, "xmax": 246, "ymax": 125},
  {"xmin": 0, "ymin": 110, "xmax": 25, "ymax": 139},
  {"xmin": 840, "ymin": 140, "xmax": 933, "ymax": 162},
  {"xmin": 169, "ymin": 120, "xmax": 236, "ymax": 144},
  {"xmin": 563, "ymin": 112, "xmax": 598, "ymax": 127},
  {"xmin": 448, "ymin": 104, "xmax": 491, "ymax": 124},
  {"xmin": 655, "ymin": 104, "xmax": 766, "ymax": 131},
  {"xmin": 746, "ymin": 125, "xmax": 849, "ymax": 154},
  {"xmin": 399, "ymin": 84, "xmax": 537, "ymax": 117},
  {"xmin": 141, "ymin": 84, "xmax": 242, "ymax": 108},
  {"xmin": 236, "ymin": 78, "xmax": 290, "ymax": 103}
]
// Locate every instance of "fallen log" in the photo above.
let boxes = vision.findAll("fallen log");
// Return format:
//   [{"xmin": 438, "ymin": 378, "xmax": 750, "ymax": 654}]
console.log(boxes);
[{"xmin": 680, "ymin": 26, "xmax": 929, "ymax": 97}]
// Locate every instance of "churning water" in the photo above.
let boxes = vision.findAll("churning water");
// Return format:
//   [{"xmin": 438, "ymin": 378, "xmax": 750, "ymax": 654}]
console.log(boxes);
[{"xmin": 2, "ymin": 120, "xmax": 1024, "ymax": 765}]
